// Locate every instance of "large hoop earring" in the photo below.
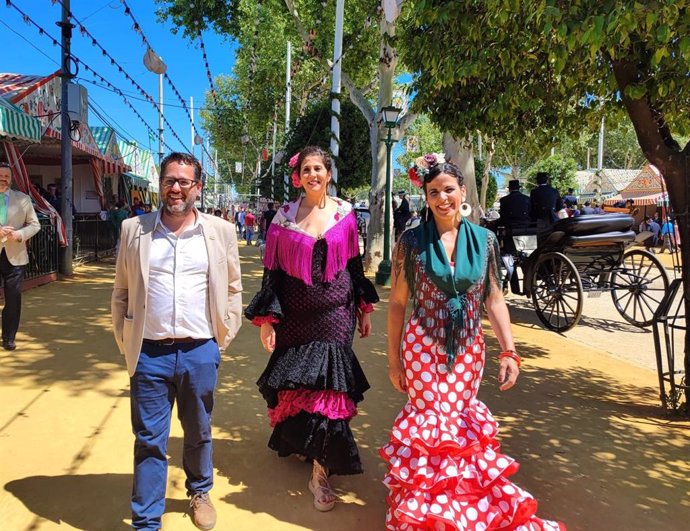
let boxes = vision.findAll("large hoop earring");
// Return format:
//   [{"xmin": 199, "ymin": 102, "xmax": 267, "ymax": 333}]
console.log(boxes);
[{"xmin": 460, "ymin": 202, "xmax": 472, "ymax": 217}]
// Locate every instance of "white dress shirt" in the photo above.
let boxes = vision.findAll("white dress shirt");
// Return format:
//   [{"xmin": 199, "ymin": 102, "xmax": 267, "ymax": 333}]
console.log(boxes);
[{"xmin": 143, "ymin": 211, "xmax": 214, "ymax": 340}]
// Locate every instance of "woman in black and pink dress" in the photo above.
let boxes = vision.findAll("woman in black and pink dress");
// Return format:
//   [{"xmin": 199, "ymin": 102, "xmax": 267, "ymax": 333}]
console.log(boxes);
[
  {"xmin": 382, "ymin": 154, "xmax": 565, "ymax": 530},
  {"xmin": 245, "ymin": 145, "xmax": 378, "ymax": 512}
]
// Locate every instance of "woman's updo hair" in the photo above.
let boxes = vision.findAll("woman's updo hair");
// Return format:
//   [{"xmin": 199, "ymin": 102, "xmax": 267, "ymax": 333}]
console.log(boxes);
[
  {"xmin": 424, "ymin": 161, "xmax": 464, "ymax": 190},
  {"xmin": 296, "ymin": 145, "xmax": 332, "ymax": 173}
]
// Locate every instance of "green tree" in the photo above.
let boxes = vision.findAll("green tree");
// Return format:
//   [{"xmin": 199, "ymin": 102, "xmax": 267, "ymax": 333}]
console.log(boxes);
[
  {"xmin": 400, "ymin": 1, "xmax": 690, "ymax": 404},
  {"xmin": 277, "ymin": 98, "xmax": 372, "ymax": 200},
  {"xmin": 157, "ymin": 0, "xmax": 417, "ymax": 271},
  {"xmin": 396, "ymin": 114, "xmax": 443, "ymax": 169},
  {"xmin": 555, "ymin": 121, "xmax": 646, "ymax": 170},
  {"xmin": 474, "ymin": 157, "xmax": 498, "ymax": 209},
  {"xmin": 523, "ymin": 155, "xmax": 578, "ymax": 195}
]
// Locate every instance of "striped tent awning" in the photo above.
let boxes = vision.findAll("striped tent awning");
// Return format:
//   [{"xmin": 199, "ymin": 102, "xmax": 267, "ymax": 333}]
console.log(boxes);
[
  {"xmin": 0, "ymin": 98, "xmax": 40, "ymax": 143},
  {"xmin": 604, "ymin": 192, "xmax": 667, "ymax": 206}
]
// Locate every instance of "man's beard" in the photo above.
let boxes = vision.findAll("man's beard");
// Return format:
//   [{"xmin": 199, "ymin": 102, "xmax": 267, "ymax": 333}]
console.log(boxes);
[{"xmin": 164, "ymin": 196, "xmax": 194, "ymax": 216}]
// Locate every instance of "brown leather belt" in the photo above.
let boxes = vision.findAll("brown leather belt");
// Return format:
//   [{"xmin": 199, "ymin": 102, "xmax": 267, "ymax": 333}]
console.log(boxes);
[{"xmin": 143, "ymin": 337, "xmax": 206, "ymax": 347}]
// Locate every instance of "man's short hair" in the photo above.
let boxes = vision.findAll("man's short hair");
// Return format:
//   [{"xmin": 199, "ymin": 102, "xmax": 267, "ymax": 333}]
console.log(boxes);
[
  {"xmin": 536, "ymin": 172, "xmax": 549, "ymax": 185},
  {"xmin": 160, "ymin": 152, "xmax": 202, "ymax": 181},
  {"xmin": 267, "ymin": 202, "xmax": 274, "ymax": 209}
]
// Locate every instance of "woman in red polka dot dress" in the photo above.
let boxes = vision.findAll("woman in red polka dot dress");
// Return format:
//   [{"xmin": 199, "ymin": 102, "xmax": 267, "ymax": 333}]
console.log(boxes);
[{"xmin": 381, "ymin": 154, "xmax": 565, "ymax": 531}]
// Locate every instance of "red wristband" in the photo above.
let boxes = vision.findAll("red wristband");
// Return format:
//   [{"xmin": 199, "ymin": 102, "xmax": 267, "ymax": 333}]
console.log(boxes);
[
  {"xmin": 252, "ymin": 315, "xmax": 280, "ymax": 327},
  {"xmin": 499, "ymin": 350, "xmax": 521, "ymax": 367},
  {"xmin": 358, "ymin": 301, "xmax": 374, "ymax": 314}
]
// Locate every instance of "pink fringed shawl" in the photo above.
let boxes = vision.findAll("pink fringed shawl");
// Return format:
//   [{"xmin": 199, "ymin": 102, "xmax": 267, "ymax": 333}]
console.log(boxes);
[{"xmin": 262, "ymin": 199, "xmax": 361, "ymax": 286}]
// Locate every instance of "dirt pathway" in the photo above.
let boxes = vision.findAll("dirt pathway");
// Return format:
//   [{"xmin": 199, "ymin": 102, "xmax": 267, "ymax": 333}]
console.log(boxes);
[{"xmin": 1, "ymin": 243, "xmax": 688, "ymax": 530}]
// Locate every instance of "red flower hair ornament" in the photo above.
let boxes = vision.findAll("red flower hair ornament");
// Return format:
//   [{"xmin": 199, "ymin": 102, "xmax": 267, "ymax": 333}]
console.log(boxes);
[
  {"xmin": 408, "ymin": 152, "xmax": 446, "ymax": 188},
  {"xmin": 288, "ymin": 152, "xmax": 301, "ymax": 187}
]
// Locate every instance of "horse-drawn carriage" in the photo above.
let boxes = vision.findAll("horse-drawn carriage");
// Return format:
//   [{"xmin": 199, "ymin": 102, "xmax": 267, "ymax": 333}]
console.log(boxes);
[{"xmin": 497, "ymin": 214, "xmax": 670, "ymax": 332}]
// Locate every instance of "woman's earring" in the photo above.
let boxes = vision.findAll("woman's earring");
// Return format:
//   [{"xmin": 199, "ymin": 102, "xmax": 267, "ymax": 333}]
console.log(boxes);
[{"xmin": 460, "ymin": 202, "xmax": 472, "ymax": 217}]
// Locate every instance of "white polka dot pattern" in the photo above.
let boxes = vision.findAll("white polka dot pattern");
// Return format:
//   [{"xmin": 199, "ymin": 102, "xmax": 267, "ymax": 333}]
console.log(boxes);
[{"xmin": 380, "ymin": 319, "xmax": 564, "ymax": 531}]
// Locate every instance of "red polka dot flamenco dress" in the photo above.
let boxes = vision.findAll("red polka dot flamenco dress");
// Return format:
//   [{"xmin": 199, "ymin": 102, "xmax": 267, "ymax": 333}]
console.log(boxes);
[{"xmin": 381, "ymin": 228, "xmax": 565, "ymax": 531}]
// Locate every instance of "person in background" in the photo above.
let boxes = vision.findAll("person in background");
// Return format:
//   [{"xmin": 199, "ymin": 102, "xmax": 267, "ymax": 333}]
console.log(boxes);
[
  {"xmin": 563, "ymin": 187, "xmax": 578, "ymax": 207},
  {"xmin": 393, "ymin": 190, "xmax": 411, "ymax": 240},
  {"xmin": 530, "ymin": 171, "xmax": 564, "ymax": 230},
  {"xmin": 131, "ymin": 197, "xmax": 146, "ymax": 217},
  {"xmin": 639, "ymin": 216, "xmax": 660, "ymax": 253},
  {"xmin": 235, "ymin": 206, "xmax": 246, "ymax": 239},
  {"xmin": 259, "ymin": 202, "xmax": 277, "ymax": 242},
  {"xmin": 660, "ymin": 217, "xmax": 677, "ymax": 253},
  {"xmin": 581, "ymin": 201, "xmax": 595, "ymax": 215},
  {"xmin": 111, "ymin": 152, "xmax": 243, "ymax": 531},
  {"xmin": 244, "ymin": 209, "xmax": 256, "ymax": 245},
  {"xmin": 213, "ymin": 209, "xmax": 222, "ymax": 217},
  {"xmin": 0, "ymin": 161, "xmax": 41, "ymax": 351},
  {"xmin": 498, "ymin": 179, "xmax": 531, "ymax": 295},
  {"xmin": 108, "ymin": 200, "xmax": 129, "ymax": 252}
]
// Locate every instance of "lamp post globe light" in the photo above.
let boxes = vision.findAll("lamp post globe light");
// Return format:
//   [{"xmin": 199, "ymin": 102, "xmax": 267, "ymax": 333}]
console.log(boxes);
[{"xmin": 375, "ymin": 105, "xmax": 402, "ymax": 286}]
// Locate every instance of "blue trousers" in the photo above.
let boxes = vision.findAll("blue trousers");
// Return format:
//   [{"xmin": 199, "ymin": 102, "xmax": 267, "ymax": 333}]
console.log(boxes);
[{"xmin": 129, "ymin": 338, "xmax": 220, "ymax": 530}]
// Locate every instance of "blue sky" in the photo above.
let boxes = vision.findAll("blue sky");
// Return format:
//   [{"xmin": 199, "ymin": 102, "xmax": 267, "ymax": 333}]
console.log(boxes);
[{"xmin": 1, "ymin": 0, "xmax": 237, "ymax": 161}]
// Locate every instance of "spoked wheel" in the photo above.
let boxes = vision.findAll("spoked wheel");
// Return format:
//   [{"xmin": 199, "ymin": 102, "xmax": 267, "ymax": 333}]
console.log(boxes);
[
  {"xmin": 531, "ymin": 252, "xmax": 584, "ymax": 332},
  {"xmin": 611, "ymin": 249, "xmax": 669, "ymax": 327}
]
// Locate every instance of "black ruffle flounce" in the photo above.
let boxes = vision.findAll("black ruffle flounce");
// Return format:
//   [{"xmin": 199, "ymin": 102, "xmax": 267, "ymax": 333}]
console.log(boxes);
[
  {"xmin": 354, "ymin": 275, "xmax": 380, "ymax": 307},
  {"xmin": 257, "ymin": 341, "xmax": 370, "ymax": 408},
  {"xmin": 244, "ymin": 285, "xmax": 283, "ymax": 322},
  {"xmin": 269, "ymin": 410, "xmax": 363, "ymax": 475}
]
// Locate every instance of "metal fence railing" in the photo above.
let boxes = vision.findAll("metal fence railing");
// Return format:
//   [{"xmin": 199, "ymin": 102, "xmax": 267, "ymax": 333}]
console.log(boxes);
[
  {"xmin": 25, "ymin": 218, "xmax": 59, "ymax": 281},
  {"xmin": 73, "ymin": 218, "xmax": 117, "ymax": 262}
]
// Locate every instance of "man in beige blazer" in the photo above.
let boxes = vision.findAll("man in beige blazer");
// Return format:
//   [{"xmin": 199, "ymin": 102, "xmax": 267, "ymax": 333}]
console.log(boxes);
[
  {"xmin": 0, "ymin": 161, "xmax": 40, "ymax": 351},
  {"xmin": 111, "ymin": 153, "xmax": 242, "ymax": 531}
]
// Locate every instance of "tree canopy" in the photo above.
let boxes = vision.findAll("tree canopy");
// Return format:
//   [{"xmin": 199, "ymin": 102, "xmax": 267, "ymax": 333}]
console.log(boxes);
[{"xmin": 400, "ymin": 1, "xmax": 690, "ymax": 189}]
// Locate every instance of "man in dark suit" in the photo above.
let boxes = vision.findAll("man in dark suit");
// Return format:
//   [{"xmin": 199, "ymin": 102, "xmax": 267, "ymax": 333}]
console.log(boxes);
[
  {"xmin": 530, "ymin": 171, "xmax": 564, "ymax": 230},
  {"xmin": 0, "ymin": 162, "xmax": 41, "ymax": 350},
  {"xmin": 499, "ymin": 180, "xmax": 531, "ymax": 295},
  {"xmin": 394, "ymin": 191, "xmax": 411, "ymax": 240}
]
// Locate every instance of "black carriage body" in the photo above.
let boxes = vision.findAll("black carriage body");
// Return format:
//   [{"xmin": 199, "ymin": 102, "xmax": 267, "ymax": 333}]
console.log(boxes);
[
  {"xmin": 499, "ymin": 214, "xmax": 669, "ymax": 332},
  {"xmin": 523, "ymin": 214, "xmax": 635, "ymax": 296}
]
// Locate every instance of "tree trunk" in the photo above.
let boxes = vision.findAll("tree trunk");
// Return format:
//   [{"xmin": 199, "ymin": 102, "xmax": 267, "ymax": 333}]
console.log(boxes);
[
  {"xmin": 443, "ymin": 133, "xmax": 480, "ymax": 223},
  {"xmin": 362, "ymin": 9, "xmax": 397, "ymax": 272},
  {"xmin": 612, "ymin": 58, "xmax": 690, "ymax": 413},
  {"xmin": 480, "ymin": 138, "xmax": 495, "ymax": 210}
]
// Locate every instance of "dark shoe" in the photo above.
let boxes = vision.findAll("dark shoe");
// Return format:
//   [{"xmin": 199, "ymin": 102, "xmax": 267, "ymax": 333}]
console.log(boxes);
[
  {"xmin": 2, "ymin": 340, "xmax": 16, "ymax": 351},
  {"xmin": 189, "ymin": 492, "xmax": 216, "ymax": 530}
]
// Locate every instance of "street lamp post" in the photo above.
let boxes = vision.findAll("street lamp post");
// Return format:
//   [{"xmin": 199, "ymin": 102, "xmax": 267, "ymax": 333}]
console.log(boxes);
[{"xmin": 375, "ymin": 105, "xmax": 402, "ymax": 286}]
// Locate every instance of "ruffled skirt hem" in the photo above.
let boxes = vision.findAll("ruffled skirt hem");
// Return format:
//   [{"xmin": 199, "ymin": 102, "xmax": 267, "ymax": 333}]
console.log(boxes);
[
  {"xmin": 269, "ymin": 410, "xmax": 363, "ymax": 476},
  {"xmin": 258, "ymin": 340, "xmax": 370, "ymax": 407},
  {"xmin": 381, "ymin": 402, "xmax": 565, "ymax": 530}
]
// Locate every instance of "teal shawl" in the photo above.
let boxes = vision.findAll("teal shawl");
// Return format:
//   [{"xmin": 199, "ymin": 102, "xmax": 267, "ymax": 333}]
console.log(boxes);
[{"xmin": 416, "ymin": 217, "xmax": 488, "ymax": 367}]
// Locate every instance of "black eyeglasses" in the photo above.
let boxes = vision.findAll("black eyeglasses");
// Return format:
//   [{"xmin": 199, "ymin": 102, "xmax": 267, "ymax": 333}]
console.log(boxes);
[{"xmin": 161, "ymin": 178, "xmax": 199, "ymax": 189}]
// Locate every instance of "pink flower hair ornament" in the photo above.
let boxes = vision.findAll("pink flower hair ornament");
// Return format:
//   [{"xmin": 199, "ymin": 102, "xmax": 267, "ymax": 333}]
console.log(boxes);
[
  {"xmin": 288, "ymin": 152, "xmax": 302, "ymax": 187},
  {"xmin": 408, "ymin": 152, "xmax": 446, "ymax": 188}
]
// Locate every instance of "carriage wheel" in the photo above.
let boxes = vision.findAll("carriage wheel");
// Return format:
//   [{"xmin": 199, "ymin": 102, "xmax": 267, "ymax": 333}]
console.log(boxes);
[
  {"xmin": 531, "ymin": 252, "xmax": 584, "ymax": 332},
  {"xmin": 611, "ymin": 249, "xmax": 669, "ymax": 327}
]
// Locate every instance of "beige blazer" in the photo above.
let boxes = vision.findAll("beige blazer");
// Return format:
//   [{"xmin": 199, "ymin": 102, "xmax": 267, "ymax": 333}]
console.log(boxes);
[
  {"xmin": 111, "ymin": 211, "xmax": 243, "ymax": 376},
  {"xmin": 2, "ymin": 189, "xmax": 41, "ymax": 266}
]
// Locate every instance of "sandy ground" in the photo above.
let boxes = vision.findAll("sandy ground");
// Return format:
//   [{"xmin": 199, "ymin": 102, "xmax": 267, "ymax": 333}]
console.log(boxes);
[{"xmin": 1, "ymin": 243, "xmax": 689, "ymax": 531}]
